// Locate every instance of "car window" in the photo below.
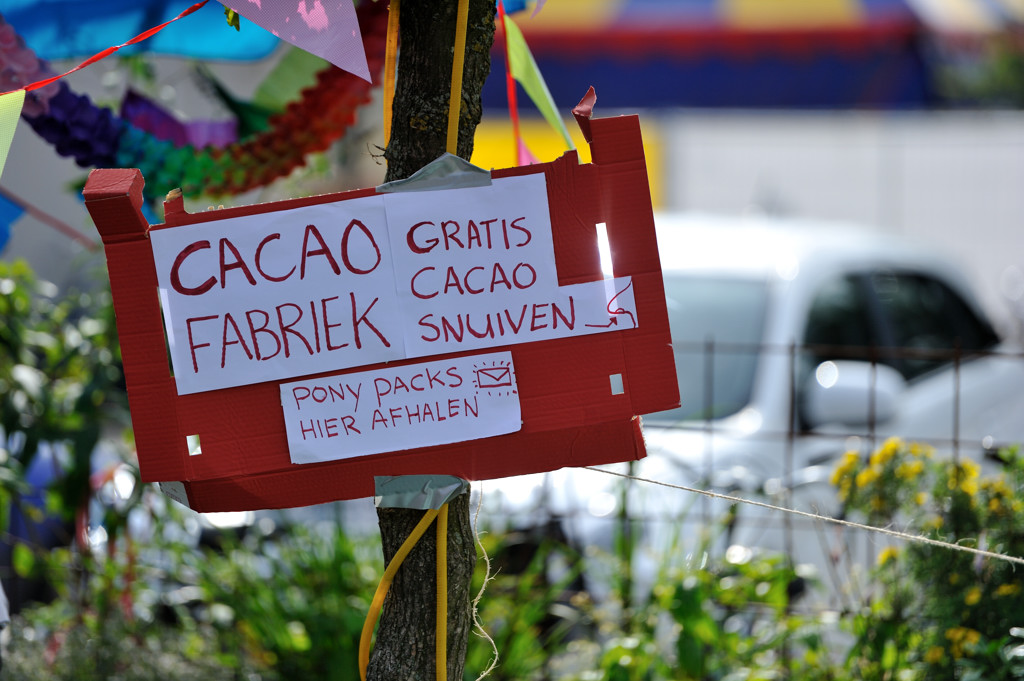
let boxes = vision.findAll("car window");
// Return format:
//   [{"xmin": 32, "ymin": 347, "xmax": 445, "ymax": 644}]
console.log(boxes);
[
  {"xmin": 870, "ymin": 271, "xmax": 999, "ymax": 380},
  {"xmin": 646, "ymin": 275, "xmax": 769, "ymax": 425},
  {"xmin": 803, "ymin": 274, "xmax": 879, "ymax": 365},
  {"xmin": 803, "ymin": 270, "xmax": 1000, "ymax": 383}
]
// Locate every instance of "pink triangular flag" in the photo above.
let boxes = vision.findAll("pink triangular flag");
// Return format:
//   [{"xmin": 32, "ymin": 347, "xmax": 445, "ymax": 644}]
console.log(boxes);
[
  {"xmin": 517, "ymin": 138, "xmax": 540, "ymax": 166},
  {"xmin": 225, "ymin": 1, "xmax": 370, "ymax": 82}
]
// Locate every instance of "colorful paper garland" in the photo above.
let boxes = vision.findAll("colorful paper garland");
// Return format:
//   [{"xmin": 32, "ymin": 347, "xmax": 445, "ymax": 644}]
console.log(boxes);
[{"xmin": 1, "ymin": 1, "xmax": 388, "ymax": 201}]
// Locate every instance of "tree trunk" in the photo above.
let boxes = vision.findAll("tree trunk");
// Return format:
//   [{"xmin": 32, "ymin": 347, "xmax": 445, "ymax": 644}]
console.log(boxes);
[
  {"xmin": 383, "ymin": 0, "xmax": 495, "ymax": 183},
  {"xmin": 368, "ymin": 1, "xmax": 495, "ymax": 679},
  {"xmin": 368, "ymin": 492, "xmax": 477, "ymax": 681}
]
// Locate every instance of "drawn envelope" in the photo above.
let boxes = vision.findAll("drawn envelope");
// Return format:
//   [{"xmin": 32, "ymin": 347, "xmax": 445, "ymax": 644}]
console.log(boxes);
[{"xmin": 475, "ymin": 366, "xmax": 514, "ymax": 389}]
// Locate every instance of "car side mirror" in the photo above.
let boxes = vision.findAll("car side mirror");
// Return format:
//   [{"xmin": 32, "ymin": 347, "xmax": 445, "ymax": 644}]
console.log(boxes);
[{"xmin": 802, "ymin": 360, "xmax": 906, "ymax": 428}]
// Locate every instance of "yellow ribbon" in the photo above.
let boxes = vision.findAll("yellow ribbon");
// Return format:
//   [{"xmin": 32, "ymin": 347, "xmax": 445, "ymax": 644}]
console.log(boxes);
[
  {"xmin": 358, "ymin": 502, "xmax": 452, "ymax": 681},
  {"xmin": 382, "ymin": 0, "xmax": 400, "ymax": 148},
  {"xmin": 446, "ymin": 0, "xmax": 470, "ymax": 154},
  {"xmin": 383, "ymin": 0, "xmax": 467, "ymax": 157},
  {"xmin": 436, "ymin": 503, "xmax": 449, "ymax": 681}
]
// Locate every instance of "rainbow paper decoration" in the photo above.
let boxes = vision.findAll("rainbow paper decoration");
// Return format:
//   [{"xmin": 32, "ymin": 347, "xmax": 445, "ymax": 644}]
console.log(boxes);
[{"xmin": 2, "ymin": 1, "xmax": 389, "ymax": 201}]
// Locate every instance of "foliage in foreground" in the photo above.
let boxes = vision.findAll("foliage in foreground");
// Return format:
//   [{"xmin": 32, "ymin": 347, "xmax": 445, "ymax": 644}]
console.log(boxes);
[
  {"xmin": 833, "ymin": 438, "xmax": 1024, "ymax": 681},
  {"xmin": 4, "ymin": 439, "xmax": 1024, "ymax": 680}
]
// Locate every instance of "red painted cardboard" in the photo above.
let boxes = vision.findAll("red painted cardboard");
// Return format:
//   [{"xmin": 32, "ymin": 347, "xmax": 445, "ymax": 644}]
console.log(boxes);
[{"xmin": 84, "ymin": 113, "xmax": 679, "ymax": 512}]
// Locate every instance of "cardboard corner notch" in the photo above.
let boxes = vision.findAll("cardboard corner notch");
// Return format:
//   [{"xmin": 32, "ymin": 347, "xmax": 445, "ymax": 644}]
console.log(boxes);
[{"xmin": 84, "ymin": 114, "xmax": 679, "ymax": 513}]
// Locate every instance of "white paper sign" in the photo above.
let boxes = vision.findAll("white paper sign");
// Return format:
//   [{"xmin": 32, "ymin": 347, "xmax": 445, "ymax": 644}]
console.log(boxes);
[
  {"xmin": 151, "ymin": 174, "xmax": 637, "ymax": 395},
  {"xmin": 280, "ymin": 351, "xmax": 521, "ymax": 464},
  {"xmin": 384, "ymin": 173, "xmax": 637, "ymax": 356},
  {"xmin": 150, "ymin": 195, "xmax": 404, "ymax": 394}
]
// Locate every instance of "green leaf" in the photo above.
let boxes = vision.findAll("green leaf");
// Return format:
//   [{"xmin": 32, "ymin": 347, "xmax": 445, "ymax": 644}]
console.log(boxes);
[
  {"xmin": 225, "ymin": 8, "xmax": 241, "ymax": 31},
  {"xmin": 12, "ymin": 543, "xmax": 35, "ymax": 577}
]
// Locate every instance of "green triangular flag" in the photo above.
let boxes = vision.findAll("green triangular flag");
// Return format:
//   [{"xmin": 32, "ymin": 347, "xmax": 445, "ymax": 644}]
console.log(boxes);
[
  {"xmin": 0, "ymin": 90, "xmax": 25, "ymax": 180},
  {"xmin": 504, "ymin": 16, "xmax": 574, "ymax": 151}
]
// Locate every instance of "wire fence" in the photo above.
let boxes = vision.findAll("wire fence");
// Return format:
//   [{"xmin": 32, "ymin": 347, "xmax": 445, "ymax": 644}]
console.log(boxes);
[{"xmin": 480, "ymin": 338, "xmax": 1024, "ymax": 616}]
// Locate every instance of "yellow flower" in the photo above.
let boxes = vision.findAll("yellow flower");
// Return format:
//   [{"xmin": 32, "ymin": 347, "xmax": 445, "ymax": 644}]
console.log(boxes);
[
  {"xmin": 870, "ymin": 437, "xmax": 902, "ymax": 467},
  {"xmin": 965, "ymin": 586, "xmax": 982, "ymax": 606},
  {"xmin": 962, "ymin": 478, "xmax": 979, "ymax": 497},
  {"xmin": 915, "ymin": 492, "xmax": 928, "ymax": 506},
  {"xmin": 831, "ymin": 451, "xmax": 860, "ymax": 486},
  {"xmin": 924, "ymin": 646, "xmax": 944, "ymax": 664},
  {"xmin": 910, "ymin": 442, "xmax": 934, "ymax": 458},
  {"xmin": 948, "ymin": 459, "xmax": 981, "ymax": 496},
  {"xmin": 982, "ymin": 478, "xmax": 1011, "ymax": 497},
  {"xmin": 896, "ymin": 459, "xmax": 924, "ymax": 480},
  {"xmin": 989, "ymin": 497, "xmax": 1003, "ymax": 513},
  {"xmin": 877, "ymin": 546, "xmax": 900, "ymax": 566},
  {"xmin": 995, "ymin": 583, "xmax": 1021, "ymax": 598},
  {"xmin": 856, "ymin": 466, "xmax": 880, "ymax": 488},
  {"xmin": 946, "ymin": 627, "xmax": 981, "ymax": 659}
]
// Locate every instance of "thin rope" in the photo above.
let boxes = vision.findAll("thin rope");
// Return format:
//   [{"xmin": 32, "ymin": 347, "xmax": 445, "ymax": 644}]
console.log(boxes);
[
  {"xmin": 436, "ymin": 502, "xmax": 449, "ymax": 681},
  {"xmin": 359, "ymin": 507, "xmax": 440, "ymax": 681},
  {"xmin": 471, "ymin": 487, "xmax": 500, "ymax": 681},
  {"xmin": 382, "ymin": 0, "xmax": 400, "ymax": 149},
  {"xmin": 446, "ymin": 0, "xmax": 470, "ymax": 154},
  {"xmin": 584, "ymin": 466, "xmax": 1024, "ymax": 568}
]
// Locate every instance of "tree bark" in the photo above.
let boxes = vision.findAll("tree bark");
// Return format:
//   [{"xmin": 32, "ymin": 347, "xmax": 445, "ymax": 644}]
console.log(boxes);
[
  {"xmin": 369, "ymin": 1, "xmax": 495, "ymax": 679},
  {"xmin": 368, "ymin": 492, "xmax": 477, "ymax": 681},
  {"xmin": 383, "ymin": 0, "xmax": 496, "ymax": 183}
]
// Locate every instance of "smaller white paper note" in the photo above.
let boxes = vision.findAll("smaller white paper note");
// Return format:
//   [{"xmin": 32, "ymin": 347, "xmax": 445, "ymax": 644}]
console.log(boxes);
[{"xmin": 280, "ymin": 351, "xmax": 521, "ymax": 464}]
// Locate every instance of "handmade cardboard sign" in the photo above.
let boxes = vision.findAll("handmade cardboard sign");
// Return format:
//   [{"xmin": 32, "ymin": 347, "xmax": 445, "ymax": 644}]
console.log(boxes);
[
  {"xmin": 84, "ymin": 111, "xmax": 679, "ymax": 512},
  {"xmin": 150, "ymin": 173, "xmax": 636, "ymax": 395}
]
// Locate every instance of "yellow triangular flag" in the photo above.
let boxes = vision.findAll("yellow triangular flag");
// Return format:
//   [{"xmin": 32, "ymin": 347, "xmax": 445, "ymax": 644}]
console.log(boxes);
[{"xmin": 0, "ymin": 90, "xmax": 26, "ymax": 180}]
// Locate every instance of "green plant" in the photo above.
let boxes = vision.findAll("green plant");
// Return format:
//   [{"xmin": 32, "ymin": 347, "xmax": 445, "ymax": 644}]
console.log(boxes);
[
  {"xmin": 465, "ymin": 530, "xmax": 587, "ymax": 681},
  {"xmin": 0, "ymin": 259, "xmax": 128, "ymax": 526},
  {"xmin": 833, "ymin": 438, "xmax": 1024, "ymax": 680},
  {"xmin": 556, "ymin": 545, "xmax": 835, "ymax": 681},
  {"xmin": 193, "ymin": 517, "xmax": 382, "ymax": 680}
]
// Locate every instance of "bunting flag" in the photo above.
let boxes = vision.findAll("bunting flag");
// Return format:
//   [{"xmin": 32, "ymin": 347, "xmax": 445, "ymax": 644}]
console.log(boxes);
[
  {"xmin": 517, "ymin": 137, "xmax": 541, "ymax": 166},
  {"xmin": 498, "ymin": 0, "xmax": 540, "ymax": 166},
  {"xmin": 223, "ymin": 0, "xmax": 370, "ymax": 82},
  {"xmin": 0, "ymin": 89, "xmax": 25, "ymax": 180},
  {"xmin": 502, "ymin": 12, "xmax": 574, "ymax": 151}
]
